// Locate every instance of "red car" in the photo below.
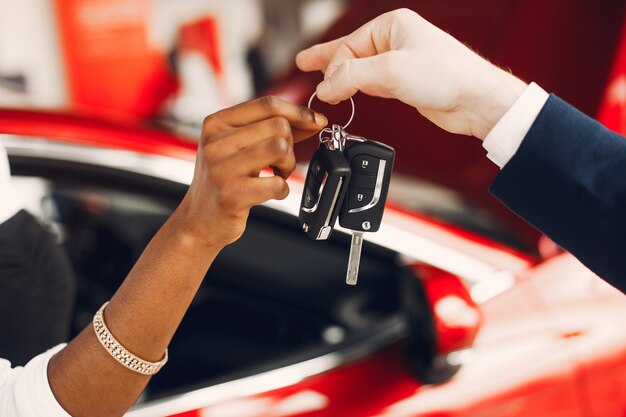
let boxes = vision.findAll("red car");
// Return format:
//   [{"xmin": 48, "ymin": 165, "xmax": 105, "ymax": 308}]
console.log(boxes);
[{"xmin": 1, "ymin": 106, "xmax": 624, "ymax": 417}]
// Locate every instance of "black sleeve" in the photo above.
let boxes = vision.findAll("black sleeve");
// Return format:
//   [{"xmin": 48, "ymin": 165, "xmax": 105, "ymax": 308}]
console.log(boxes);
[
  {"xmin": 490, "ymin": 94, "xmax": 626, "ymax": 293},
  {"xmin": 0, "ymin": 210, "xmax": 76, "ymax": 366}
]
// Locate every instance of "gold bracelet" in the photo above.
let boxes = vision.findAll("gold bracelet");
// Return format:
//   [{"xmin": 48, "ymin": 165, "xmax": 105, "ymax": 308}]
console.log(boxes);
[{"xmin": 92, "ymin": 302, "xmax": 168, "ymax": 376}]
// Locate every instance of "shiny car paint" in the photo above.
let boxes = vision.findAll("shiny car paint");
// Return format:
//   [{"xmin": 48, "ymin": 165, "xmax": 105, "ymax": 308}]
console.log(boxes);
[{"xmin": 164, "ymin": 255, "xmax": 625, "ymax": 417}]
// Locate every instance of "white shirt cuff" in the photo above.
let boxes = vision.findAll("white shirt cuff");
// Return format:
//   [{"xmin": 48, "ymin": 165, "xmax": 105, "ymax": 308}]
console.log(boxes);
[
  {"xmin": 483, "ymin": 82, "xmax": 550, "ymax": 168},
  {"xmin": 0, "ymin": 141, "xmax": 22, "ymax": 224},
  {"xmin": 0, "ymin": 344, "xmax": 70, "ymax": 417}
]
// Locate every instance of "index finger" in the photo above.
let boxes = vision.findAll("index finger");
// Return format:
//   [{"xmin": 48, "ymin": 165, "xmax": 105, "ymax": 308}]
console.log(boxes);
[
  {"xmin": 208, "ymin": 96, "xmax": 327, "ymax": 142},
  {"xmin": 296, "ymin": 37, "xmax": 345, "ymax": 72},
  {"xmin": 323, "ymin": 13, "xmax": 394, "ymax": 79},
  {"xmin": 296, "ymin": 12, "xmax": 393, "ymax": 78}
]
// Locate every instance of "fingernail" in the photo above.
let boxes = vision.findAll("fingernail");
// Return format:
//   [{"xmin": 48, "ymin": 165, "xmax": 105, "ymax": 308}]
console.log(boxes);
[{"xmin": 314, "ymin": 112, "xmax": 328, "ymax": 126}]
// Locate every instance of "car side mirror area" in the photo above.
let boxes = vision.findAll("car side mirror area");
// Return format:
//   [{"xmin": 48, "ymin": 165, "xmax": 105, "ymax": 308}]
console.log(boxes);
[{"xmin": 401, "ymin": 264, "xmax": 482, "ymax": 384}]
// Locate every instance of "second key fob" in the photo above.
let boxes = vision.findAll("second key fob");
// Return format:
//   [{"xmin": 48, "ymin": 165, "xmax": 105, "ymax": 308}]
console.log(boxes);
[
  {"xmin": 338, "ymin": 140, "xmax": 395, "ymax": 233},
  {"xmin": 299, "ymin": 145, "xmax": 351, "ymax": 240}
]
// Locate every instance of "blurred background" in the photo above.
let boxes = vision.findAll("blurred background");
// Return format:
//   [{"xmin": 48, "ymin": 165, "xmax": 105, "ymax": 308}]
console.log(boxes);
[
  {"xmin": 0, "ymin": 0, "xmax": 348, "ymax": 119},
  {"xmin": 1, "ymin": 0, "xmax": 626, "ymax": 250}
]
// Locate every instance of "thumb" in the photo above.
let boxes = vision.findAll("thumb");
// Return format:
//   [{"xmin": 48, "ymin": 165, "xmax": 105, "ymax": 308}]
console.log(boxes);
[{"xmin": 316, "ymin": 53, "xmax": 399, "ymax": 104}]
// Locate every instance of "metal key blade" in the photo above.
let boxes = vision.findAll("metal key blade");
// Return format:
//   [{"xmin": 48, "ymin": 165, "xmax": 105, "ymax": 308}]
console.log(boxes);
[{"xmin": 346, "ymin": 231, "xmax": 364, "ymax": 285}]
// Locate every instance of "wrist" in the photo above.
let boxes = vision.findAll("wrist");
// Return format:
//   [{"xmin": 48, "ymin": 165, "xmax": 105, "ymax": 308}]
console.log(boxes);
[
  {"xmin": 168, "ymin": 200, "xmax": 227, "ymax": 252},
  {"xmin": 467, "ymin": 66, "xmax": 528, "ymax": 140}
]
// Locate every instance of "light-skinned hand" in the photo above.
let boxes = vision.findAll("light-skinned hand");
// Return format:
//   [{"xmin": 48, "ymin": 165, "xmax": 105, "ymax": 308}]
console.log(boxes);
[{"xmin": 296, "ymin": 8, "xmax": 527, "ymax": 139}]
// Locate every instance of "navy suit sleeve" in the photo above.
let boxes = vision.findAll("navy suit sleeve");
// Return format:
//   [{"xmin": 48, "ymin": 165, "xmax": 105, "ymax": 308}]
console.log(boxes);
[{"xmin": 490, "ymin": 94, "xmax": 626, "ymax": 293}]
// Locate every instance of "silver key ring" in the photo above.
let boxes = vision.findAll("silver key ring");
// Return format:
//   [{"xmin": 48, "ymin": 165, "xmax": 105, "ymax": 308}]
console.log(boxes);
[{"xmin": 307, "ymin": 92, "xmax": 355, "ymax": 130}]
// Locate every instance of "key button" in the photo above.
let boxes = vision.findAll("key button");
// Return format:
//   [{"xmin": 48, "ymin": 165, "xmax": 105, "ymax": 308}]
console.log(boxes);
[
  {"xmin": 352, "ymin": 155, "xmax": 378, "ymax": 175},
  {"xmin": 310, "ymin": 158, "xmax": 325, "ymax": 181},
  {"xmin": 348, "ymin": 187, "xmax": 374, "ymax": 210},
  {"xmin": 303, "ymin": 187, "xmax": 317, "ymax": 209}
]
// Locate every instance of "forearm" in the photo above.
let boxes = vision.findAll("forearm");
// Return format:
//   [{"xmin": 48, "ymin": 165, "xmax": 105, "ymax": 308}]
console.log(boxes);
[
  {"xmin": 490, "ymin": 95, "xmax": 626, "ymax": 292},
  {"xmin": 48, "ymin": 204, "xmax": 222, "ymax": 417}
]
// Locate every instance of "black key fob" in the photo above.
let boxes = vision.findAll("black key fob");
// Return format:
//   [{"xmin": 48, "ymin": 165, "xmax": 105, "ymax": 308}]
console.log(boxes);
[
  {"xmin": 299, "ymin": 145, "xmax": 351, "ymax": 240},
  {"xmin": 338, "ymin": 140, "xmax": 395, "ymax": 233}
]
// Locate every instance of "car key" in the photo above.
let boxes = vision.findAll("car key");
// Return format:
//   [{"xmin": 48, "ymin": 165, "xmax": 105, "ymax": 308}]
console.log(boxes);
[
  {"xmin": 299, "ymin": 142, "xmax": 351, "ymax": 240},
  {"xmin": 339, "ymin": 140, "xmax": 395, "ymax": 284}
]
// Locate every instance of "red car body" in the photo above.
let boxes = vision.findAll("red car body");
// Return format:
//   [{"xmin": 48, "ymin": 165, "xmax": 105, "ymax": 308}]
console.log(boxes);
[{"xmin": 1, "ymin": 107, "xmax": 624, "ymax": 417}]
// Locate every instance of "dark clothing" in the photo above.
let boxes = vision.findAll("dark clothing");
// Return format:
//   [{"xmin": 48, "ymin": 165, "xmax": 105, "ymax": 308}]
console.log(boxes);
[
  {"xmin": 491, "ymin": 94, "xmax": 626, "ymax": 293},
  {"xmin": 0, "ymin": 210, "xmax": 75, "ymax": 366}
]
